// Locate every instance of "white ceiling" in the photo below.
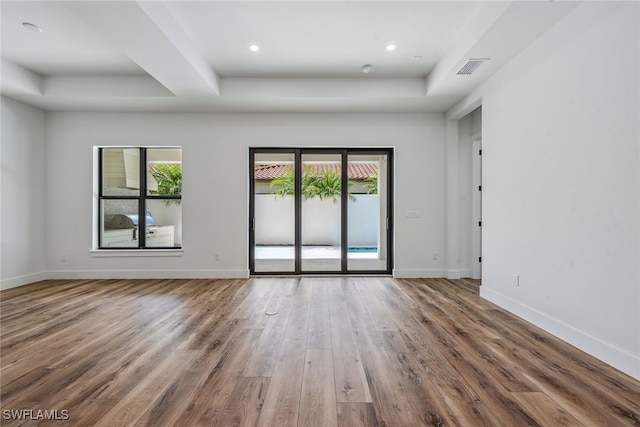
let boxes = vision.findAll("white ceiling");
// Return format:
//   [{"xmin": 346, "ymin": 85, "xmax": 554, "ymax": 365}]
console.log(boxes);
[{"xmin": 1, "ymin": 1, "xmax": 581, "ymax": 113}]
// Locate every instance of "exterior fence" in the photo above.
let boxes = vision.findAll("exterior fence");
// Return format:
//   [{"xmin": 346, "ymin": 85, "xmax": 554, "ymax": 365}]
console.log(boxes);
[{"xmin": 255, "ymin": 194, "xmax": 379, "ymax": 247}]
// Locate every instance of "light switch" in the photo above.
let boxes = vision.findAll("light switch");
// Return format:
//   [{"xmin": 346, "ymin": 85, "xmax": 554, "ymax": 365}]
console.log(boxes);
[{"xmin": 406, "ymin": 211, "xmax": 420, "ymax": 218}]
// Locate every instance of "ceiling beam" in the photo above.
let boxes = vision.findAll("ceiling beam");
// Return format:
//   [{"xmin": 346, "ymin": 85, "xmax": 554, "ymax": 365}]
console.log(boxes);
[
  {"xmin": 222, "ymin": 78, "xmax": 426, "ymax": 98},
  {"xmin": 425, "ymin": 1, "xmax": 511, "ymax": 97},
  {"xmin": 65, "ymin": 0, "xmax": 220, "ymax": 97},
  {"xmin": 44, "ymin": 75, "xmax": 173, "ymax": 98},
  {"xmin": 1, "ymin": 60, "xmax": 44, "ymax": 96},
  {"xmin": 426, "ymin": 1, "xmax": 579, "ymax": 100}
]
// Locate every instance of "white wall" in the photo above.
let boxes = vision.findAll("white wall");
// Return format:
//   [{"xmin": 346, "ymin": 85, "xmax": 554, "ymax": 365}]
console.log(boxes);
[
  {"xmin": 1, "ymin": 97, "xmax": 47, "ymax": 289},
  {"xmin": 453, "ymin": 3, "xmax": 639, "ymax": 379},
  {"xmin": 44, "ymin": 113, "xmax": 446, "ymax": 279},
  {"xmin": 255, "ymin": 195, "xmax": 296, "ymax": 245}
]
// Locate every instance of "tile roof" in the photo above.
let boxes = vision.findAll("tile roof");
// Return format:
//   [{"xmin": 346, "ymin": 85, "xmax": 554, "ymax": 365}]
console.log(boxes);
[
  {"xmin": 254, "ymin": 164, "xmax": 291, "ymax": 180},
  {"xmin": 347, "ymin": 163, "xmax": 378, "ymax": 179},
  {"xmin": 254, "ymin": 163, "xmax": 378, "ymax": 180}
]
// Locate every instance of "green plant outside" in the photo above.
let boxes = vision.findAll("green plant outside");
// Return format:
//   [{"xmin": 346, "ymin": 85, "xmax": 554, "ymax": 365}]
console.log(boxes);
[
  {"xmin": 149, "ymin": 164, "xmax": 182, "ymax": 205},
  {"xmin": 270, "ymin": 166, "xmax": 356, "ymax": 202},
  {"xmin": 364, "ymin": 172, "xmax": 378, "ymax": 195}
]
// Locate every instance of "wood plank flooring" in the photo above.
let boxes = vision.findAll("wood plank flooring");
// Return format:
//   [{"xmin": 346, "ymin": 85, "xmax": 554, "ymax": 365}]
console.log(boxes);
[{"xmin": 1, "ymin": 277, "xmax": 638, "ymax": 426}]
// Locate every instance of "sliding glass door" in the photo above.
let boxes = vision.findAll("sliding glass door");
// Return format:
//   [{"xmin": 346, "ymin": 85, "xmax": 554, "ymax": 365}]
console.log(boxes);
[
  {"xmin": 301, "ymin": 153, "xmax": 343, "ymax": 272},
  {"xmin": 252, "ymin": 151, "xmax": 296, "ymax": 273},
  {"xmin": 250, "ymin": 148, "xmax": 392, "ymax": 275},
  {"xmin": 347, "ymin": 153, "xmax": 390, "ymax": 272}
]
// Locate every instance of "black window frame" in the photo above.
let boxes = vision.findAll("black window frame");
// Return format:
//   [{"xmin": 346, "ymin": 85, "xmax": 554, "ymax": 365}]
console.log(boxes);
[{"xmin": 98, "ymin": 147, "xmax": 182, "ymax": 249}]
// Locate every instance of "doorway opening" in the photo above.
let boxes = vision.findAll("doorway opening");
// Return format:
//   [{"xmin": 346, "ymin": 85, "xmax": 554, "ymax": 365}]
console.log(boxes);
[
  {"xmin": 472, "ymin": 138, "xmax": 482, "ymax": 279},
  {"xmin": 249, "ymin": 148, "xmax": 393, "ymax": 275}
]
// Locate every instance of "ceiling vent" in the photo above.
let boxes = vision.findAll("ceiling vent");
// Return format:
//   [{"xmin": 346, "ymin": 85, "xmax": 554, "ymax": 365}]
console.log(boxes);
[{"xmin": 456, "ymin": 58, "xmax": 490, "ymax": 75}]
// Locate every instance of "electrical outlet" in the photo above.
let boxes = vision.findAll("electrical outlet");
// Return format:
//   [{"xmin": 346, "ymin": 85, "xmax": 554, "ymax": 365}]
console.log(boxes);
[
  {"xmin": 513, "ymin": 274, "xmax": 519, "ymax": 287},
  {"xmin": 215, "ymin": 253, "xmax": 221, "ymax": 261},
  {"xmin": 432, "ymin": 251, "xmax": 438, "ymax": 261},
  {"xmin": 61, "ymin": 253, "xmax": 67, "ymax": 262}
]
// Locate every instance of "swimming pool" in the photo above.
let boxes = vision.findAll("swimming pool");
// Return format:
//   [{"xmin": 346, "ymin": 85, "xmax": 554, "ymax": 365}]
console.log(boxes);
[{"xmin": 347, "ymin": 246, "xmax": 377, "ymax": 253}]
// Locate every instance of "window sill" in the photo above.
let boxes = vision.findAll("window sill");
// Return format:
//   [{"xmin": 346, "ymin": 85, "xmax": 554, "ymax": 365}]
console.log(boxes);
[{"xmin": 91, "ymin": 249, "xmax": 184, "ymax": 258}]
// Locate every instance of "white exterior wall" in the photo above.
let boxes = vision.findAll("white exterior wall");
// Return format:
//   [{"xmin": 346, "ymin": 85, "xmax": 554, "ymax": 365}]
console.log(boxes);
[{"xmin": 255, "ymin": 194, "xmax": 379, "ymax": 247}]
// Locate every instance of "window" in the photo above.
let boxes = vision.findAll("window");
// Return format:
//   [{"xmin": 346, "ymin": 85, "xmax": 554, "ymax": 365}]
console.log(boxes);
[{"xmin": 99, "ymin": 147, "xmax": 182, "ymax": 249}]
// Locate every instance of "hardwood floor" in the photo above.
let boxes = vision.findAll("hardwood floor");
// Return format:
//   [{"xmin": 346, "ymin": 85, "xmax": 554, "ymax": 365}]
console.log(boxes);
[{"xmin": 1, "ymin": 277, "xmax": 638, "ymax": 426}]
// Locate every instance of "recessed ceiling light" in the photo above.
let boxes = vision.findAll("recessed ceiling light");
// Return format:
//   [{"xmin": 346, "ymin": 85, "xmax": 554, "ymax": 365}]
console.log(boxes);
[
  {"xmin": 362, "ymin": 64, "xmax": 372, "ymax": 74},
  {"xmin": 386, "ymin": 44, "xmax": 396, "ymax": 51},
  {"xmin": 22, "ymin": 22, "xmax": 42, "ymax": 33},
  {"xmin": 249, "ymin": 44, "xmax": 260, "ymax": 52}
]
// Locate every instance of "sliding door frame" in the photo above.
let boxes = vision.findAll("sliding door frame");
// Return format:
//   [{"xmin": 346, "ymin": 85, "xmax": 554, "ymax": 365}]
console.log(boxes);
[{"xmin": 249, "ymin": 147, "xmax": 393, "ymax": 275}]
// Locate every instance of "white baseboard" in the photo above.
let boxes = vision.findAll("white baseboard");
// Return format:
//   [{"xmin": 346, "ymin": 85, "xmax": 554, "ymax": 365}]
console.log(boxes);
[
  {"xmin": 480, "ymin": 286, "xmax": 640, "ymax": 381},
  {"xmin": 3, "ymin": 268, "xmax": 444, "ymax": 289},
  {"xmin": 46, "ymin": 269, "xmax": 250, "ymax": 280},
  {"xmin": 447, "ymin": 270, "xmax": 462, "ymax": 280},
  {"xmin": 393, "ymin": 269, "xmax": 445, "ymax": 278},
  {"xmin": 1, "ymin": 272, "xmax": 47, "ymax": 290}
]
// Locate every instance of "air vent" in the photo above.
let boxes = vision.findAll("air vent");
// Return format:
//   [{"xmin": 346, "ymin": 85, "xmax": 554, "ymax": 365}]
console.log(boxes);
[{"xmin": 456, "ymin": 58, "xmax": 490, "ymax": 75}]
